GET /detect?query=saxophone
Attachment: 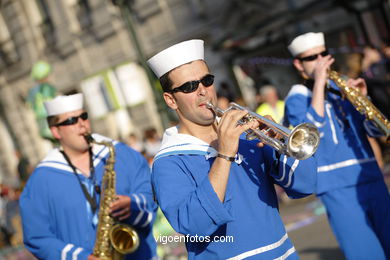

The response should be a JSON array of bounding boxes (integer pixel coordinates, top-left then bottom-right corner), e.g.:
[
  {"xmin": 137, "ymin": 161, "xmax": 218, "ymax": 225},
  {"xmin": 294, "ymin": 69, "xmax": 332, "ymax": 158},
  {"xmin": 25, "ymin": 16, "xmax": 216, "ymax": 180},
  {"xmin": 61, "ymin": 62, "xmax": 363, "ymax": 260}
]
[
  {"xmin": 329, "ymin": 70, "xmax": 390, "ymax": 143},
  {"xmin": 85, "ymin": 134, "xmax": 140, "ymax": 260}
]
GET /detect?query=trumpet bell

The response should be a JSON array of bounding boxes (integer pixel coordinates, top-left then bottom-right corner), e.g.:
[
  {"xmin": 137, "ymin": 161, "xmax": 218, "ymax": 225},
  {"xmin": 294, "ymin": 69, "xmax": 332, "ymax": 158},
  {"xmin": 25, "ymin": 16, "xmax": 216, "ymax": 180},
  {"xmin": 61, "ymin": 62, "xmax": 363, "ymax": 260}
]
[{"xmin": 287, "ymin": 123, "xmax": 320, "ymax": 160}]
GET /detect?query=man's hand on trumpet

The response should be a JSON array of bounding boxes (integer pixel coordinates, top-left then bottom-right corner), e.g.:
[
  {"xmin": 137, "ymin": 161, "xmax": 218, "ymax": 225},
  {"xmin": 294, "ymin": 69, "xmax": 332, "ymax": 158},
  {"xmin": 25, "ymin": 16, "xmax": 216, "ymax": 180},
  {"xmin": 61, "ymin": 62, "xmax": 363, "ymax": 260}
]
[
  {"xmin": 216, "ymin": 109, "xmax": 259, "ymax": 157},
  {"xmin": 255, "ymin": 115, "xmax": 281, "ymax": 148}
]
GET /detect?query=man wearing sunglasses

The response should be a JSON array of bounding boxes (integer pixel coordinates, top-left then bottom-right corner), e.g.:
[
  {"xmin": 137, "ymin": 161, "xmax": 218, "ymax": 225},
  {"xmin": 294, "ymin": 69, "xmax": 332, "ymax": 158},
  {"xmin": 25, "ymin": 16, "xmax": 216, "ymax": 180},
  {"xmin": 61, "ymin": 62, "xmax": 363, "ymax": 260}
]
[
  {"xmin": 147, "ymin": 39, "xmax": 318, "ymax": 259},
  {"xmin": 20, "ymin": 93, "xmax": 157, "ymax": 260},
  {"xmin": 284, "ymin": 32, "xmax": 390, "ymax": 259}
]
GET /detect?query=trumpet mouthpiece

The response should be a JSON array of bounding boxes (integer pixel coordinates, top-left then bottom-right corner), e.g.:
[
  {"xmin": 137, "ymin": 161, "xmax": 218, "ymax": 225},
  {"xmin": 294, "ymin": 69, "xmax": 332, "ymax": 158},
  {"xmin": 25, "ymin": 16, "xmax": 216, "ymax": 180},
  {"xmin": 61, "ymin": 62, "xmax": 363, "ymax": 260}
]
[{"xmin": 206, "ymin": 102, "xmax": 214, "ymax": 109}]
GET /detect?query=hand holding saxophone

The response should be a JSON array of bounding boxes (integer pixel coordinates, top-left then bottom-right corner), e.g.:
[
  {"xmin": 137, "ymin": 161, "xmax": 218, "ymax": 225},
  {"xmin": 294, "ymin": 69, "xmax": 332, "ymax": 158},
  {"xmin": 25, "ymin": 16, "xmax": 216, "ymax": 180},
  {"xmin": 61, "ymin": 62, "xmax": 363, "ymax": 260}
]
[{"xmin": 110, "ymin": 195, "xmax": 131, "ymax": 221}]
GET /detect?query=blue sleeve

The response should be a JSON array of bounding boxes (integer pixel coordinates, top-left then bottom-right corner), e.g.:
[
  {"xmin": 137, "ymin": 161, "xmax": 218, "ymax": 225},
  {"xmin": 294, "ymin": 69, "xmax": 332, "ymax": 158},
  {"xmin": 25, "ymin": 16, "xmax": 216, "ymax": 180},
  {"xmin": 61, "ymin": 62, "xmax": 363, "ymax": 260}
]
[
  {"xmin": 152, "ymin": 157, "xmax": 234, "ymax": 237},
  {"xmin": 263, "ymin": 146, "xmax": 317, "ymax": 198},
  {"xmin": 20, "ymin": 171, "xmax": 91, "ymax": 260},
  {"xmin": 345, "ymin": 100, "xmax": 384, "ymax": 137},
  {"xmin": 284, "ymin": 93, "xmax": 326, "ymax": 129},
  {"xmin": 363, "ymin": 119, "xmax": 385, "ymax": 137},
  {"xmin": 116, "ymin": 144, "xmax": 157, "ymax": 230}
]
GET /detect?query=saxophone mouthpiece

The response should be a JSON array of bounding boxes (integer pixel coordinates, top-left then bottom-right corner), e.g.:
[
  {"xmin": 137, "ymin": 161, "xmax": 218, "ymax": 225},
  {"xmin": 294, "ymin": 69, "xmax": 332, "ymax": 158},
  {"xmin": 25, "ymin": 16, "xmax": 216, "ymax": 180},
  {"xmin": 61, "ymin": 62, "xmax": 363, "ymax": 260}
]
[{"xmin": 83, "ymin": 133, "xmax": 94, "ymax": 144}]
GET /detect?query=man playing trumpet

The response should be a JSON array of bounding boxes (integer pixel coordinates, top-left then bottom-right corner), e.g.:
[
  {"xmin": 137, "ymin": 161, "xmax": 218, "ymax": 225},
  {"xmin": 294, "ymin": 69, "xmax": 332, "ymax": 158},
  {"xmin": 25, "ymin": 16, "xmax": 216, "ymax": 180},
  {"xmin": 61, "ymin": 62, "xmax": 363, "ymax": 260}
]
[
  {"xmin": 148, "ymin": 39, "xmax": 318, "ymax": 259},
  {"xmin": 284, "ymin": 32, "xmax": 390, "ymax": 259}
]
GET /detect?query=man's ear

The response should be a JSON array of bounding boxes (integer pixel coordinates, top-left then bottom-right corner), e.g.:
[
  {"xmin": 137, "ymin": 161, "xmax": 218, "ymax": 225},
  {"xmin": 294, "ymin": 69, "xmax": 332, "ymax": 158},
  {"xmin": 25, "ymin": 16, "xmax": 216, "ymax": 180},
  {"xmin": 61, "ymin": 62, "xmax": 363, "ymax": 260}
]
[
  {"xmin": 50, "ymin": 126, "xmax": 61, "ymax": 140},
  {"xmin": 293, "ymin": 58, "xmax": 309, "ymax": 79},
  {"xmin": 163, "ymin": 92, "xmax": 178, "ymax": 110},
  {"xmin": 293, "ymin": 58, "xmax": 303, "ymax": 72}
]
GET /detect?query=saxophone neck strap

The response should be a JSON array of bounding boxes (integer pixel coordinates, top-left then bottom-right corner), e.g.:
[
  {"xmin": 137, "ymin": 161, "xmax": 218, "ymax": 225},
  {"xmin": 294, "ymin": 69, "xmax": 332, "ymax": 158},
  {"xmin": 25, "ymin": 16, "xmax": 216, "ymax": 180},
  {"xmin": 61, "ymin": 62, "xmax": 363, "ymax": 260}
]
[
  {"xmin": 326, "ymin": 85, "xmax": 343, "ymax": 97},
  {"xmin": 60, "ymin": 148, "xmax": 98, "ymax": 213}
]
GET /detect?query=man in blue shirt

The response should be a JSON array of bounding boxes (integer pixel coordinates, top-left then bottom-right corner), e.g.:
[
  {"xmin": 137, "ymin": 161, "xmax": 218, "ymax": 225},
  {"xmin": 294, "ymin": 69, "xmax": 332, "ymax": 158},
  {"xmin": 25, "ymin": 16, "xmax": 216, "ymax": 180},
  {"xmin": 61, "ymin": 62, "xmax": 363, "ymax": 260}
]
[
  {"xmin": 147, "ymin": 39, "xmax": 318, "ymax": 259},
  {"xmin": 284, "ymin": 32, "xmax": 390, "ymax": 259},
  {"xmin": 20, "ymin": 93, "xmax": 157, "ymax": 260}
]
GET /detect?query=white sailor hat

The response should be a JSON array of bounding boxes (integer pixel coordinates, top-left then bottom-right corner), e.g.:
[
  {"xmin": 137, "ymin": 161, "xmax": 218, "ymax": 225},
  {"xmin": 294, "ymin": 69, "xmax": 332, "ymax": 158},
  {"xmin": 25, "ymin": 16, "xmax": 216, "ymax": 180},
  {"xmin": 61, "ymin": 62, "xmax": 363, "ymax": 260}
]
[
  {"xmin": 44, "ymin": 93, "xmax": 84, "ymax": 116},
  {"xmin": 147, "ymin": 39, "xmax": 204, "ymax": 78},
  {"xmin": 288, "ymin": 32, "xmax": 325, "ymax": 57}
]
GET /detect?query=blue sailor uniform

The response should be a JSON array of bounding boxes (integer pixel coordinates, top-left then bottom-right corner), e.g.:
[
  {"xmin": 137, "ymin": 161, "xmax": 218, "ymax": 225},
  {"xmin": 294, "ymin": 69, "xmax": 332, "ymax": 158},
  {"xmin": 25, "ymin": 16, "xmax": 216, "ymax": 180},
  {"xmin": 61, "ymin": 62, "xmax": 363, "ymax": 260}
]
[
  {"xmin": 284, "ymin": 82, "xmax": 390, "ymax": 259},
  {"xmin": 152, "ymin": 126, "xmax": 317, "ymax": 259},
  {"xmin": 20, "ymin": 134, "xmax": 157, "ymax": 260}
]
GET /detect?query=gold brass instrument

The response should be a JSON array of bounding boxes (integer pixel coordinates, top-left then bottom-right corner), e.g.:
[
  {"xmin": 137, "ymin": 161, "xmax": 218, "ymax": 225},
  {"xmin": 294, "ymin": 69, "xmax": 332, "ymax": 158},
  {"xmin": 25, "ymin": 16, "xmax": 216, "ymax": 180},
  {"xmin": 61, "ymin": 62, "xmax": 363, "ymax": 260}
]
[
  {"xmin": 206, "ymin": 102, "xmax": 320, "ymax": 160},
  {"xmin": 84, "ymin": 134, "xmax": 140, "ymax": 260},
  {"xmin": 329, "ymin": 70, "xmax": 390, "ymax": 143}
]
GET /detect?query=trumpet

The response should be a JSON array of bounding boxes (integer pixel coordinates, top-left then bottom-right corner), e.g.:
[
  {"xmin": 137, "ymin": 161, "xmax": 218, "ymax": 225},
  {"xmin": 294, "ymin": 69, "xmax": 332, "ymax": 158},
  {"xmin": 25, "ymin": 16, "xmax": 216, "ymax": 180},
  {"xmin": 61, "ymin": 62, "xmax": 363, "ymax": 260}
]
[{"xmin": 206, "ymin": 102, "xmax": 320, "ymax": 160}]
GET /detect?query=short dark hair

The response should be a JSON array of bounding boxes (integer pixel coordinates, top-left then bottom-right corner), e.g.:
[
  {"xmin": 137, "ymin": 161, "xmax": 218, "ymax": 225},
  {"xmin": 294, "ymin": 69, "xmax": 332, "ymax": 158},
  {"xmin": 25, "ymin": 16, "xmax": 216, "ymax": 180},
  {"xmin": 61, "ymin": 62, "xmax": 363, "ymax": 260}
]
[
  {"xmin": 158, "ymin": 60, "xmax": 210, "ymax": 92},
  {"xmin": 47, "ymin": 115, "xmax": 59, "ymax": 127},
  {"xmin": 159, "ymin": 71, "xmax": 173, "ymax": 92}
]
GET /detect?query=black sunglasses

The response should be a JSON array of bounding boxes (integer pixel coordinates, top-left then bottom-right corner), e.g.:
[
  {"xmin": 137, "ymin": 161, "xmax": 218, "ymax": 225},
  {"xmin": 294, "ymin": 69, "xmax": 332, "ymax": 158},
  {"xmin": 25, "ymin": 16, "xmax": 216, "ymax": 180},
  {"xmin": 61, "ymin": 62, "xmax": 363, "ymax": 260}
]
[
  {"xmin": 56, "ymin": 112, "xmax": 88, "ymax": 126},
  {"xmin": 169, "ymin": 74, "xmax": 215, "ymax": 94},
  {"xmin": 298, "ymin": 50, "xmax": 329, "ymax": 62}
]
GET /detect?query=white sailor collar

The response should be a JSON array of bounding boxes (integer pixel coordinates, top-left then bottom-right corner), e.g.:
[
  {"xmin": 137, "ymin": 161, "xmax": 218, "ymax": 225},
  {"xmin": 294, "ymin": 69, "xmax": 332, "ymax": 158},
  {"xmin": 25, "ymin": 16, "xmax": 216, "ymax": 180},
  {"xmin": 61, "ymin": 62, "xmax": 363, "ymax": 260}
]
[
  {"xmin": 37, "ymin": 133, "xmax": 118, "ymax": 174},
  {"xmin": 154, "ymin": 126, "xmax": 243, "ymax": 164}
]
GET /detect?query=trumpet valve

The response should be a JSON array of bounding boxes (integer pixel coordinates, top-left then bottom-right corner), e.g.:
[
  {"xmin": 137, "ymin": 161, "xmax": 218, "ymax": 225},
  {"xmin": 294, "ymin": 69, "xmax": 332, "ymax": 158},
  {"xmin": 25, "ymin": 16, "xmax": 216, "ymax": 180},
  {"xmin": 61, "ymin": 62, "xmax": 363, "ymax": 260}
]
[{"xmin": 245, "ymin": 132, "xmax": 258, "ymax": 141}]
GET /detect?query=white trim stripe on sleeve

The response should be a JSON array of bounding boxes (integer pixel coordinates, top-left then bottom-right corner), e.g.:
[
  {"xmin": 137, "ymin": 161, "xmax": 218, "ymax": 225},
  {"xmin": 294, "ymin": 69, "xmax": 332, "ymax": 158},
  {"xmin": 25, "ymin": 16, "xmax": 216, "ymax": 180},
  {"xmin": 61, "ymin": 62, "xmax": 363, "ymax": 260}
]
[
  {"xmin": 140, "ymin": 194, "xmax": 153, "ymax": 228},
  {"xmin": 284, "ymin": 159, "xmax": 299, "ymax": 188},
  {"xmin": 61, "ymin": 244, "xmax": 74, "ymax": 260},
  {"xmin": 132, "ymin": 194, "xmax": 144, "ymax": 226},
  {"xmin": 306, "ymin": 113, "xmax": 326, "ymax": 128},
  {"xmin": 142, "ymin": 211, "xmax": 153, "ymax": 228},
  {"xmin": 325, "ymin": 104, "xmax": 338, "ymax": 144},
  {"xmin": 227, "ymin": 233, "xmax": 289, "ymax": 260},
  {"xmin": 72, "ymin": 247, "xmax": 83, "ymax": 260},
  {"xmin": 275, "ymin": 155, "xmax": 288, "ymax": 182}
]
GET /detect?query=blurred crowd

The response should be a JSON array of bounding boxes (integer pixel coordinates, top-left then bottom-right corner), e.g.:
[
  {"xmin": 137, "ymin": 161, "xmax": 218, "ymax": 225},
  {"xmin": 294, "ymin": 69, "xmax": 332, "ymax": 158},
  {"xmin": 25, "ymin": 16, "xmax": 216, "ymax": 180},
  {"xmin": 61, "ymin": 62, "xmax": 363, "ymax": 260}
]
[
  {"xmin": 0, "ymin": 184, "xmax": 22, "ymax": 248},
  {"xmin": 0, "ymin": 150, "xmax": 33, "ymax": 251},
  {"xmin": 125, "ymin": 127, "xmax": 162, "ymax": 167}
]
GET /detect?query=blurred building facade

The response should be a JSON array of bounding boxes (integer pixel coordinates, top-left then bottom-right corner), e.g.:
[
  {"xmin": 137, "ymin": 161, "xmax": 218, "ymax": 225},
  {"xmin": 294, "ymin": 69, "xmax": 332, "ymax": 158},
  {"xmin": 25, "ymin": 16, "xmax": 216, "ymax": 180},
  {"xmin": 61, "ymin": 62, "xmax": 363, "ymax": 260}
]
[{"xmin": 0, "ymin": 0, "xmax": 228, "ymax": 183}]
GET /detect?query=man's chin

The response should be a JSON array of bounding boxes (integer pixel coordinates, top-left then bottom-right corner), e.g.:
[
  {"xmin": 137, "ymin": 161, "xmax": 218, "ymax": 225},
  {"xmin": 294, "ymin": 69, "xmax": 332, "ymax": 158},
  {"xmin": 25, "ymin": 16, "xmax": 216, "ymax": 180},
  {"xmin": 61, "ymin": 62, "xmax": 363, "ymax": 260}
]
[
  {"xmin": 198, "ymin": 117, "xmax": 215, "ymax": 126},
  {"xmin": 78, "ymin": 141, "xmax": 90, "ymax": 152}
]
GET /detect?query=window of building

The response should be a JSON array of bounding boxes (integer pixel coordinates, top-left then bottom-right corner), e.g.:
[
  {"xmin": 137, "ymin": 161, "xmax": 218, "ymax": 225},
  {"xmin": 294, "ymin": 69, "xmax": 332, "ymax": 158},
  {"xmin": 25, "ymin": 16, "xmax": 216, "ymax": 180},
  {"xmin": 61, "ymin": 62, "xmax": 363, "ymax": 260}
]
[
  {"xmin": 35, "ymin": 0, "xmax": 56, "ymax": 46},
  {"xmin": 0, "ymin": 14, "xmax": 18, "ymax": 70},
  {"xmin": 76, "ymin": 0, "xmax": 93, "ymax": 30}
]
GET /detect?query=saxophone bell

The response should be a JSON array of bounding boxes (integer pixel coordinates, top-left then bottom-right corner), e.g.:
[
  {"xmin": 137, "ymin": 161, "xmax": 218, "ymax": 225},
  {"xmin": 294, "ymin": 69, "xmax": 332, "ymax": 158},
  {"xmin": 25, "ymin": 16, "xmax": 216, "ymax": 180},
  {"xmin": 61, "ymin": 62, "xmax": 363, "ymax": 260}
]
[{"xmin": 110, "ymin": 224, "xmax": 140, "ymax": 255}]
